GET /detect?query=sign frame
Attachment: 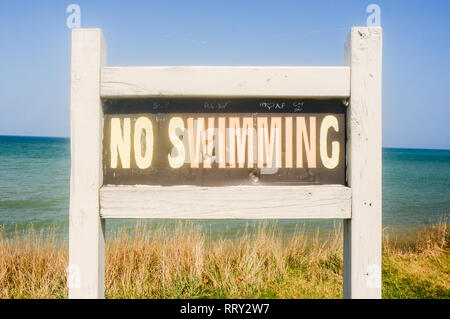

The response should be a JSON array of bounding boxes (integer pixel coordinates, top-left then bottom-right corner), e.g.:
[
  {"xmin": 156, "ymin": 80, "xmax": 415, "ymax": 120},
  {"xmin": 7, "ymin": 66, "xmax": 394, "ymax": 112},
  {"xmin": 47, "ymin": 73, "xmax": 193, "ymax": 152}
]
[{"xmin": 68, "ymin": 27, "xmax": 382, "ymax": 299}]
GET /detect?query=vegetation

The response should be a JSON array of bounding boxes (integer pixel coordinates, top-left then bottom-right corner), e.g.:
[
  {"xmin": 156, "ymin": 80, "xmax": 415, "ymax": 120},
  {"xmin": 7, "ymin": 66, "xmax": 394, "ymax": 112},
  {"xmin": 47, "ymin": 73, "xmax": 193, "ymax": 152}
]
[{"xmin": 0, "ymin": 222, "xmax": 448, "ymax": 299}]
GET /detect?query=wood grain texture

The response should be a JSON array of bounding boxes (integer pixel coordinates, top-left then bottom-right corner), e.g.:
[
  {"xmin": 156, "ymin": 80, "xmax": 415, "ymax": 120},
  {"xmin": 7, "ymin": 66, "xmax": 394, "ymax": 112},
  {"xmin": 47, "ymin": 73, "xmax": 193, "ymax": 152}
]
[
  {"xmin": 99, "ymin": 185, "xmax": 352, "ymax": 219},
  {"xmin": 68, "ymin": 28, "xmax": 106, "ymax": 299},
  {"xmin": 100, "ymin": 66, "xmax": 350, "ymax": 98},
  {"xmin": 343, "ymin": 27, "xmax": 382, "ymax": 299}
]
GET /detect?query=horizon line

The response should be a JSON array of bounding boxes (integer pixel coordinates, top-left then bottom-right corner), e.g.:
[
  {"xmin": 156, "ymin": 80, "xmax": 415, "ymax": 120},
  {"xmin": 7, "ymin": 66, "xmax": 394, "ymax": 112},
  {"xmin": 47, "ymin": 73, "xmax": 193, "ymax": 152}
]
[
  {"xmin": 2, "ymin": 134, "xmax": 449, "ymax": 152},
  {"xmin": 1, "ymin": 134, "xmax": 449, "ymax": 152}
]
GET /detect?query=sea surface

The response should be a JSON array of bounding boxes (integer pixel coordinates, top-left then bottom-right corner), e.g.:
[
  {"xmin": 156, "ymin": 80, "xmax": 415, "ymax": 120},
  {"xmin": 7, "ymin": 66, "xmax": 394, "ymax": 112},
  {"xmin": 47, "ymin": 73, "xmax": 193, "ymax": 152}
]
[{"xmin": 0, "ymin": 135, "xmax": 449, "ymax": 240}]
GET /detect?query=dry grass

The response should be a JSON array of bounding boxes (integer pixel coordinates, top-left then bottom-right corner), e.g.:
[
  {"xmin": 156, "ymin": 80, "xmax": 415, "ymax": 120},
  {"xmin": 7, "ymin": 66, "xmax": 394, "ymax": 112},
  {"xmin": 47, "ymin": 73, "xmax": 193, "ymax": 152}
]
[
  {"xmin": 0, "ymin": 228, "xmax": 67, "ymax": 298},
  {"xmin": 0, "ymin": 222, "xmax": 448, "ymax": 299}
]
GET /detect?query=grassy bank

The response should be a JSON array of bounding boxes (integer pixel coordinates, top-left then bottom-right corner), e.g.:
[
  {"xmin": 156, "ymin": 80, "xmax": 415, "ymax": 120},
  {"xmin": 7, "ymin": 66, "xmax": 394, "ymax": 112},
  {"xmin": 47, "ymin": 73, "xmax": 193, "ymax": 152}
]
[{"xmin": 0, "ymin": 222, "xmax": 448, "ymax": 299}]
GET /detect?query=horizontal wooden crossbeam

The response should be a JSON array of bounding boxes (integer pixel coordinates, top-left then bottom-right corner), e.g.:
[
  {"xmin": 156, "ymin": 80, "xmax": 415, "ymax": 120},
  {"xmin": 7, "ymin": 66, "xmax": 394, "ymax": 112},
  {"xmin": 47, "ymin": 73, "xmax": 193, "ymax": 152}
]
[
  {"xmin": 100, "ymin": 185, "xmax": 351, "ymax": 219},
  {"xmin": 101, "ymin": 66, "xmax": 350, "ymax": 98}
]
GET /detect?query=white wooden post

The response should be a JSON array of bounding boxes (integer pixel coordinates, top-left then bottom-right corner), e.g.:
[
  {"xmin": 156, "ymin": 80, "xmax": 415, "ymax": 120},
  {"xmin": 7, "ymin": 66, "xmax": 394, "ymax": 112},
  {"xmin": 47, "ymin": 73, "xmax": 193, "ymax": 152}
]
[
  {"xmin": 344, "ymin": 27, "xmax": 382, "ymax": 299},
  {"xmin": 69, "ymin": 28, "xmax": 106, "ymax": 299}
]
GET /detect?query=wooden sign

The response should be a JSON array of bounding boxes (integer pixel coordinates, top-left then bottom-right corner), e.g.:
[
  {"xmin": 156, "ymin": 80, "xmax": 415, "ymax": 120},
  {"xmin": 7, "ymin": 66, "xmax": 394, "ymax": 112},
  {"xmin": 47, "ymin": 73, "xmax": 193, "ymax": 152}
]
[
  {"xmin": 69, "ymin": 27, "xmax": 382, "ymax": 300},
  {"xmin": 102, "ymin": 98, "xmax": 346, "ymax": 186}
]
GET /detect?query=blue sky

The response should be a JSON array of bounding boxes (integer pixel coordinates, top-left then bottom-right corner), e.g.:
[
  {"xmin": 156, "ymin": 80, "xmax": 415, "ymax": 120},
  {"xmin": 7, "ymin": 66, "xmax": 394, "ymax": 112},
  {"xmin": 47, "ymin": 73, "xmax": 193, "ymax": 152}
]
[{"xmin": 0, "ymin": 0, "xmax": 449, "ymax": 149}]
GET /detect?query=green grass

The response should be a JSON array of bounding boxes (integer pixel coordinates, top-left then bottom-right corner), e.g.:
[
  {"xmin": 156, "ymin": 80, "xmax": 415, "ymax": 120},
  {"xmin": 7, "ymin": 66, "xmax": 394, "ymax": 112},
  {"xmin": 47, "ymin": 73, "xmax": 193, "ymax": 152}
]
[
  {"xmin": 0, "ymin": 222, "xmax": 448, "ymax": 299},
  {"xmin": 382, "ymin": 252, "xmax": 449, "ymax": 298}
]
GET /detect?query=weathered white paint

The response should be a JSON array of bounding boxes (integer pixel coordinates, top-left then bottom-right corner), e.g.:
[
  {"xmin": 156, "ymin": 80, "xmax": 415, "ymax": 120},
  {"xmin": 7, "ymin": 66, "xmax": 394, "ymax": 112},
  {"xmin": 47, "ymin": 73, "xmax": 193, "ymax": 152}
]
[
  {"xmin": 100, "ymin": 185, "xmax": 351, "ymax": 219},
  {"xmin": 100, "ymin": 66, "xmax": 350, "ymax": 98},
  {"xmin": 69, "ymin": 28, "xmax": 106, "ymax": 299},
  {"xmin": 343, "ymin": 27, "xmax": 383, "ymax": 299}
]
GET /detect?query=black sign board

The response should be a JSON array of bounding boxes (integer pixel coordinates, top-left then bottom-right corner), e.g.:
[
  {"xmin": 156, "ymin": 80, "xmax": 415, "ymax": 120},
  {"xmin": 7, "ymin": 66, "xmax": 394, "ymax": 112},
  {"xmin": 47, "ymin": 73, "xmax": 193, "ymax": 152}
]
[{"xmin": 102, "ymin": 98, "xmax": 346, "ymax": 186}]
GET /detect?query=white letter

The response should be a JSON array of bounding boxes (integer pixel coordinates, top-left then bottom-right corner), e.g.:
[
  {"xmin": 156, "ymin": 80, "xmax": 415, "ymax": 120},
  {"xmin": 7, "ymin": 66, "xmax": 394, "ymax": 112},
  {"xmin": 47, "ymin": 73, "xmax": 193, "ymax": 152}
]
[
  {"xmin": 134, "ymin": 117, "xmax": 153, "ymax": 169},
  {"xmin": 257, "ymin": 117, "xmax": 282, "ymax": 169},
  {"xmin": 296, "ymin": 116, "xmax": 316, "ymax": 168},
  {"xmin": 229, "ymin": 117, "xmax": 253, "ymax": 168},
  {"xmin": 320, "ymin": 115, "xmax": 340, "ymax": 169},
  {"xmin": 187, "ymin": 118, "xmax": 207, "ymax": 168},
  {"xmin": 168, "ymin": 117, "xmax": 186, "ymax": 168},
  {"xmin": 110, "ymin": 118, "xmax": 131, "ymax": 168}
]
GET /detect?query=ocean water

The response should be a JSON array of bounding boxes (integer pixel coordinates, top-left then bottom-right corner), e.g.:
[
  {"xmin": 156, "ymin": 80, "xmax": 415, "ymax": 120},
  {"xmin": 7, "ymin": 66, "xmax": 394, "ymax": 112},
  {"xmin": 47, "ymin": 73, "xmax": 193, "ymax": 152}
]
[{"xmin": 0, "ymin": 135, "xmax": 449, "ymax": 239}]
